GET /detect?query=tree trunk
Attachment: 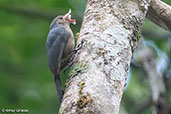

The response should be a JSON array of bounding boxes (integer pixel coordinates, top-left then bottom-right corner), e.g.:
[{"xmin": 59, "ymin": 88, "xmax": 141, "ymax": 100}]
[{"xmin": 59, "ymin": 0, "xmax": 150, "ymax": 113}]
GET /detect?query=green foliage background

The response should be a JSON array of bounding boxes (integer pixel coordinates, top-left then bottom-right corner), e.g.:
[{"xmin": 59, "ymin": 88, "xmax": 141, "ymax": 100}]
[{"xmin": 0, "ymin": 0, "xmax": 170, "ymax": 114}]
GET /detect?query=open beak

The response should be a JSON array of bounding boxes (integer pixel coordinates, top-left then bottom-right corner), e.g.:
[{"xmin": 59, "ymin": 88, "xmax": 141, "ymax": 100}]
[{"xmin": 63, "ymin": 9, "xmax": 76, "ymax": 25}]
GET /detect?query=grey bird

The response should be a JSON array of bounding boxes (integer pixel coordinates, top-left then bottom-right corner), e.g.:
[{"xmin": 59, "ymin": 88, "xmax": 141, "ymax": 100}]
[{"xmin": 46, "ymin": 9, "xmax": 76, "ymax": 102}]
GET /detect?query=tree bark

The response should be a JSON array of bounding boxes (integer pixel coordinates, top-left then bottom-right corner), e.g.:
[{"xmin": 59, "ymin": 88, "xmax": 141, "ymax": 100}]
[
  {"xmin": 146, "ymin": 0, "xmax": 171, "ymax": 31},
  {"xmin": 59, "ymin": 0, "xmax": 150, "ymax": 114}
]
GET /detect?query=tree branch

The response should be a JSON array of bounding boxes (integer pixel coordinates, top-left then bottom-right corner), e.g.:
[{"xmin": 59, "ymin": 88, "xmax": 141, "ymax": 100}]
[
  {"xmin": 136, "ymin": 42, "xmax": 171, "ymax": 114},
  {"xmin": 137, "ymin": 43, "xmax": 166, "ymax": 102},
  {"xmin": 146, "ymin": 0, "xmax": 171, "ymax": 31},
  {"xmin": 59, "ymin": 0, "xmax": 150, "ymax": 113}
]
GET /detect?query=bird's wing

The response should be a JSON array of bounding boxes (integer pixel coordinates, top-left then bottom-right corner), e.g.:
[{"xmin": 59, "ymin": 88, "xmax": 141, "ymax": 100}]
[
  {"xmin": 46, "ymin": 26, "xmax": 70, "ymax": 50},
  {"xmin": 46, "ymin": 26, "xmax": 70, "ymax": 71}
]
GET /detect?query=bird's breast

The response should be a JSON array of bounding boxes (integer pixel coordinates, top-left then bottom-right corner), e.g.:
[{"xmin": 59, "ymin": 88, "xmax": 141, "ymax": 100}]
[{"xmin": 60, "ymin": 28, "xmax": 75, "ymax": 70}]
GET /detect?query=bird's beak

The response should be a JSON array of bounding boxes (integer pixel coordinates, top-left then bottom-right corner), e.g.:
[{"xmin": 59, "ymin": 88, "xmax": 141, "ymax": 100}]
[{"xmin": 63, "ymin": 9, "xmax": 76, "ymax": 25}]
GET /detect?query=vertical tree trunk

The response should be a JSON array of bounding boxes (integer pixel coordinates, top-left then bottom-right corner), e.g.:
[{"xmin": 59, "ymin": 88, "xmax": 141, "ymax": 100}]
[{"xmin": 59, "ymin": 0, "xmax": 150, "ymax": 113}]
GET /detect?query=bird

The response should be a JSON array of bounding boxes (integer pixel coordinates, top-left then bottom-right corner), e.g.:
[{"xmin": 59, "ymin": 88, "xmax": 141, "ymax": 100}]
[{"xmin": 46, "ymin": 9, "xmax": 76, "ymax": 102}]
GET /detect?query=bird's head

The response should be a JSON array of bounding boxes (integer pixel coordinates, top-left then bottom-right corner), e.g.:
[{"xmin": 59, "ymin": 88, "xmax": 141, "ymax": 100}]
[
  {"xmin": 50, "ymin": 9, "xmax": 76, "ymax": 29},
  {"xmin": 62, "ymin": 9, "xmax": 76, "ymax": 25}
]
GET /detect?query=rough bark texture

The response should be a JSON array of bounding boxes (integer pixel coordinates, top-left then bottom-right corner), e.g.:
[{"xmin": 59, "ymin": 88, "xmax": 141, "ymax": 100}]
[
  {"xmin": 146, "ymin": 0, "xmax": 171, "ymax": 31},
  {"xmin": 59, "ymin": 0, "xmax": 150, "ymax": 114}
]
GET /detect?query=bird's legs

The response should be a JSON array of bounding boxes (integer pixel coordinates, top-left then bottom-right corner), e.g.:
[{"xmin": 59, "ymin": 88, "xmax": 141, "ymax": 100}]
[{"xmin": 63, "ymin": 39, "xmax": 85, "ymax": 73}]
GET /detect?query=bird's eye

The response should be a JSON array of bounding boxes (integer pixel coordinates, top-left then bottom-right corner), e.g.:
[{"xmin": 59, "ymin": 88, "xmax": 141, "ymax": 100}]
[{"xmin": 59, "ymin": 17, "xmax": 63, "ymax": 19}]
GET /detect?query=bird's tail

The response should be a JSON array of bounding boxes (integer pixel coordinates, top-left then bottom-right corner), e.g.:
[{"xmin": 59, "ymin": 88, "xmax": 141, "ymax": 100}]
[{"xmin": 53, "ymin": 71, "xmax": 64, "ymax": 102}]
